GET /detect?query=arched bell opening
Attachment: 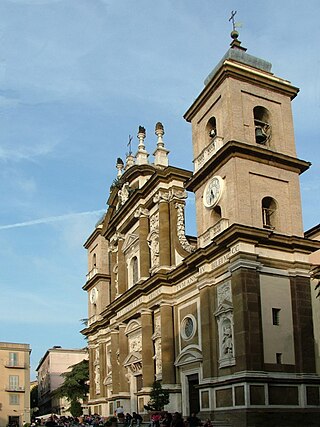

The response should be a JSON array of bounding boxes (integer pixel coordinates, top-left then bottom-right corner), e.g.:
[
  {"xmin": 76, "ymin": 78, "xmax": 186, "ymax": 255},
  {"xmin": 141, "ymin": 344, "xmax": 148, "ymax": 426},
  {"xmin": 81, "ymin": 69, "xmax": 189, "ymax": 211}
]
[{"xmin": 254, "ymin": 106, "xmax": 271, "ymax": 145}]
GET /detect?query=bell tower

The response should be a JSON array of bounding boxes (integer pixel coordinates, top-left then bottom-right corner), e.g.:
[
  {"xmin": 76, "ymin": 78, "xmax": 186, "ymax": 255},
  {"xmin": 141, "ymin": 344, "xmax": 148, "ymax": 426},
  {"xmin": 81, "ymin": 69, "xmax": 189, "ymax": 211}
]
[{"xmin": 185, "ymin": 30, "xmax": 310, "ymax": 247}]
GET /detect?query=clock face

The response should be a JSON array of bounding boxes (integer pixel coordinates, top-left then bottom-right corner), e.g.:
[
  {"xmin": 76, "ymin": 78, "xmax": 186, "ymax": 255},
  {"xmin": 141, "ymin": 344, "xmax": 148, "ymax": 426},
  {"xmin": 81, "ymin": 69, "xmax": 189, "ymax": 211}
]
[
  {"xmin": 90, "ymin": 287, "xmax": 98, "ymax": 304},
  {"xmin": 203, "ymin": 176, "xmax": 223, "ymax": 208}
]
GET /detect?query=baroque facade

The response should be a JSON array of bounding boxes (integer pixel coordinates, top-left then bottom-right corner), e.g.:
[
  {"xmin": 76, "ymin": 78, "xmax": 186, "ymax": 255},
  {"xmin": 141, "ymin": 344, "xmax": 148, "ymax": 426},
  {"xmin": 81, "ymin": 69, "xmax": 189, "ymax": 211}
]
[{"xmin": 81, "ymin": 33, "xmax": 320, "ymax": 426}]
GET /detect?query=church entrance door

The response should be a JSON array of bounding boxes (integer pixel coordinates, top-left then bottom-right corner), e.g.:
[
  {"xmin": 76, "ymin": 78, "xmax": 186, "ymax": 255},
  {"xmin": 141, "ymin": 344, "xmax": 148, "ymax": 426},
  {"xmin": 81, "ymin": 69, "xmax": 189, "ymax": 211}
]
[{"xmin": 187, "ymin": 374, "xmax": 200, "ymax": 415}]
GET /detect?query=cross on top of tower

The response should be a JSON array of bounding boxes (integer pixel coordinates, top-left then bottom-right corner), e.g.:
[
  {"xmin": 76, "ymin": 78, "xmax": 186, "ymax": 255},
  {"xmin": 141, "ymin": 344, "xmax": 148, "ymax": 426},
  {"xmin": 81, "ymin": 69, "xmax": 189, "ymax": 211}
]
[{"xmin": 229, "ymin": 10, "xmax": 237, "ymax": 31}]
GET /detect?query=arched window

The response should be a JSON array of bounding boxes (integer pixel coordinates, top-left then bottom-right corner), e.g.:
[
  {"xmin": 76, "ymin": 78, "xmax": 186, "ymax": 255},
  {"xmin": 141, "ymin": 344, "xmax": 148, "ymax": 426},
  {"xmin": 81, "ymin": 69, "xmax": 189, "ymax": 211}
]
[
  {"xmin": 92, "ymin": 253, "xmax": 97, "ymax": 268},
  {"xmin": 206, "ymin": 116, "xmax": 217, "ymax": 143},
  {"xmin": 262, "ymin": 197, "xmax": 277, "ymax": 229},
  {"xmin": 253, "ymin": 106, "xmax": 271, "ymax": 145},
  {"xmin": 131, "ymin": 256, "xmax": 139, "ymax": 285}
]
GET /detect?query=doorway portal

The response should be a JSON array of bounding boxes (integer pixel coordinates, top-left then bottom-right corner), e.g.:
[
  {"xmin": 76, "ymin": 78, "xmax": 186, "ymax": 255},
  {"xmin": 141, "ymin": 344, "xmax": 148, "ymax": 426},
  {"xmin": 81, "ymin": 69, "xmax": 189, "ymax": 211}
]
[{"xmin": 188, "ymin": 374, "xmax": 200, "ymax": 415}]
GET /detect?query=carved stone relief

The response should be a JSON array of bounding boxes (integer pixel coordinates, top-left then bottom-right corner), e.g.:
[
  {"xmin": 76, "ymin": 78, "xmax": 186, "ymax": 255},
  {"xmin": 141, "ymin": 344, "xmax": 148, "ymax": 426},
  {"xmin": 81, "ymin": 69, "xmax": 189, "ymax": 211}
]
[
  {"xmin": 94, "ymin": 347, "xmax": 101, "ymax": 394},
  {"xmin": 117, "ymin": 182, "xmax": 130, "ymax": 209},
  {"xmin": 147, "ymin": 213, "xmax": 160, "ymax": 268},
  {"xmin": 152, "ymin": 315, "xmax": 162, "ymax": 378}
]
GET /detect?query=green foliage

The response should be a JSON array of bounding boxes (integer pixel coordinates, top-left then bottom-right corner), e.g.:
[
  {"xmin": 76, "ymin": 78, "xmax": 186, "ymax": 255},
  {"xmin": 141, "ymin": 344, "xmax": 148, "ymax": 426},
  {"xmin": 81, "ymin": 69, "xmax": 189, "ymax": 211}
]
[
  {"xmin": 70, "ymin": 400, "xmax": 83, "ymax": 417},
  {"xmin": 144, "ymin": 381, "xmax": 170, "ymax": 411},
  {"xmin": 54, "ymin": 359, "xmax": 89, "ymax": 402}
]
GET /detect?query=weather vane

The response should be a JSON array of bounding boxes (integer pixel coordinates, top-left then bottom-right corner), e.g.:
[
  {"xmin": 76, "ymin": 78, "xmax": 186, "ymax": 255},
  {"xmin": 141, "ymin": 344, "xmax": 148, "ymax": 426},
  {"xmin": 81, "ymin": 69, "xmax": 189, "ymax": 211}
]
[
  {"xmin": 229, "ymin": 10, "xmax": 237, "ymax": 31},
  {"xmin": 127, "ymin": 134, "xmax": 133, "ymax": 155}
]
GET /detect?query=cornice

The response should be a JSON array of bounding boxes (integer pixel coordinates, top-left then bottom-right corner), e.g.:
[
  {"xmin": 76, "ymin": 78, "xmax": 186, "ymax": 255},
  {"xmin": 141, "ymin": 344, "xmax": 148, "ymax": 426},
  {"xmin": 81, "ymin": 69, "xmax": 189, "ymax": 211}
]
[
  {"xmin": 184, "ymin": 61, "xmax": 299, "ymax": 122},
  {"xmin": 186, "ymin": 140, "xmax": 310, "ymax": 192}
]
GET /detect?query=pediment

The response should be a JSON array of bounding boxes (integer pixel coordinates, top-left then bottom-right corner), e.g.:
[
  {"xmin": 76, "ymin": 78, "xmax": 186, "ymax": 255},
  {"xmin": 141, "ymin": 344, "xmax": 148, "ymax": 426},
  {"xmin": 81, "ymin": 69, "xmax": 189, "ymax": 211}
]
[
  {"xmin": 174, "ymin": 347, "xmax": 203, "ymax": 367},
  {"xmin": 125, "ymin": 319, "xmax": 141, "ymax": 335},
  {"xmin": 215, "ymin": 300, "xmax": 233, "ymax": 316},
  {"xmin": 123, "ymin": 351, "xmax": 142, "ymax": 366},
  {"xmin": 122, "ymin": 233, "xmax": 139, "ymax": 253}
]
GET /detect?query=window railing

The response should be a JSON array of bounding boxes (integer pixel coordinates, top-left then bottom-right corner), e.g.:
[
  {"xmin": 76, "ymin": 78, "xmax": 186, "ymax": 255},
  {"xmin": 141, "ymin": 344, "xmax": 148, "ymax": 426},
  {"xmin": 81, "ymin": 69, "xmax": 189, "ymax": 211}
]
[
  {"xmin": 5, "ymin": 361, "xmax": 26, "ymax": 369},
  {"xmin": 5, "ymin": 385, "xmax": 25, "ymax": 392},
  {"xmin": 199, "ymin": 218, "xmax": 229, "ymax": 248},
  {"xmin": 194, "ymin": 136, "xmax": 224, "ymax": 172},
  {"xmin": 86, "ymin": 267, "xmax": 98, "ymax": 281}
]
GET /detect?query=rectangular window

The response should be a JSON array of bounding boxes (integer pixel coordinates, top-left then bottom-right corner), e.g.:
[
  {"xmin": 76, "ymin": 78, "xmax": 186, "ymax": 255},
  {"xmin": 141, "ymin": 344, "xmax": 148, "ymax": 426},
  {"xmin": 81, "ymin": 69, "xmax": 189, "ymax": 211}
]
[
  {"xmin": 9, "ymin": 375, "xmax": 19, "ymax": 390},
  {"xmin": 9, "ymin": 352, "xmax": 18, "ymax": 367},
  {"xmin": 272, "ymin": 308, "xmax": 280, "ymax": 326},
  {"xmin": 276, "ymin": 353, "xmax": 282, "ymax": 364},
  {"xmin": 9, "ymin": 394, "xmax": 19, "ymax": 405}
]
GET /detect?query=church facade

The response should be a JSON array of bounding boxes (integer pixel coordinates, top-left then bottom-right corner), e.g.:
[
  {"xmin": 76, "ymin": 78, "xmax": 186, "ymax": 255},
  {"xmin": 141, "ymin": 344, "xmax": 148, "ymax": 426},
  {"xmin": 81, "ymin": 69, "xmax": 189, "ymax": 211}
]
[{"xmin": 81, "ymin": 33, "xmax": 320, "ymax": 426}]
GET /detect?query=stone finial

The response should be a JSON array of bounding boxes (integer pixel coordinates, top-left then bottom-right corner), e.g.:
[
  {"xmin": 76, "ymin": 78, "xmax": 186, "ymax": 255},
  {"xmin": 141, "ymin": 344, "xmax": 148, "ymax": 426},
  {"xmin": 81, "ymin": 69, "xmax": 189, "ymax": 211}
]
[
  {"xmin": 116, "ymin": 157, "xmax": 124, "ymax": 178},
  {"xmin": 154, "ymin": 121, "xmax": 169, "ymax": 168},
  {"xmin": 155, "ymin": 122, "xmax": 165, "ymax": 148},
  {"xmin": 136, "ymin": 125, "xmax": 149, "ymax": 165},
  {"xmin": 125, "ymin": 152, "xmax": 135, "ymax": 169}
]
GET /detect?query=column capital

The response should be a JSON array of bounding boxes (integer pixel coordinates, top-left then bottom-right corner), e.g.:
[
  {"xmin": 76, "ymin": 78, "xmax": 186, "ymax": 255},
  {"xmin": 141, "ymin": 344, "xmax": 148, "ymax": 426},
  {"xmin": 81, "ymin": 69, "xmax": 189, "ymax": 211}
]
[{"xmin": 134, "ymin": 207, "xmax": 149, "ymax": 218}]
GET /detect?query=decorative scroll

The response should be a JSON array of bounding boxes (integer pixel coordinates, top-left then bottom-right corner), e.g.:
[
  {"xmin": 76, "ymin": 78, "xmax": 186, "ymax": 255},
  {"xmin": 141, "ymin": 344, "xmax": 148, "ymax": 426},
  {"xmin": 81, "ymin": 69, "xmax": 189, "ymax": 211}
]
[{"xmin": 175, "ymin": 203, "xmax": 195, "ymax": 253}]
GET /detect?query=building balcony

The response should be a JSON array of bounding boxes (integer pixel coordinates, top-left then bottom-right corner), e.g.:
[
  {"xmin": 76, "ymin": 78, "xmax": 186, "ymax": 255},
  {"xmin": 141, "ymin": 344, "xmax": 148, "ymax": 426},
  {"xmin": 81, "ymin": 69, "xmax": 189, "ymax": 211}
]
[
  {"xmin": 198, "ymin": 218, "xmax": 229, "ymax": 248},
  {"xmin": 87, "ymin": 314, "xmax": 102, "ymax": 326},
  {"xmin": 194, "ymin": 136, "xmax": 224, "ymax": 173},
  {"xmin": 5, "ymin": 385, "xmax": 25, "ymax": 392},
  {"xmin": 5, "ymin": 361, "xmax": 27, "ymax": 369},
  {"xmin": 86, "ymin": 267, "xmax": 98, "ymax": 281}
]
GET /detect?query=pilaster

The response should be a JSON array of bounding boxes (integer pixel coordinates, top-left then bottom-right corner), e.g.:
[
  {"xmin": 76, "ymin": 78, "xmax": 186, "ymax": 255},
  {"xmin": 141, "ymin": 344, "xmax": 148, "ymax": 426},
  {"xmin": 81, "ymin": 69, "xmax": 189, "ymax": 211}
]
[
  {"xmin": 111, "ymin": 330, "xmax": 120, "ymax": 394},
  {"xmin": 119, "ymin": 323, "xmax": 130, "ymax": 392},
  {"xmin": 157, "ymin": 193, "xmax": 171, "ymax": 267},
  {"xmin": 117, "ymin": 236, "xmax": 127, "ymax": 294},
  {"xmin": 160, "ymin": 303, "xmax": 175, "ymax": 384},
  {"xmin": 200, "ymin": 285, "xmax": 217, "ymax": 378},
  {"xmin": 141, "ymin": 309, "xmax": 155, "ymax": 387}
]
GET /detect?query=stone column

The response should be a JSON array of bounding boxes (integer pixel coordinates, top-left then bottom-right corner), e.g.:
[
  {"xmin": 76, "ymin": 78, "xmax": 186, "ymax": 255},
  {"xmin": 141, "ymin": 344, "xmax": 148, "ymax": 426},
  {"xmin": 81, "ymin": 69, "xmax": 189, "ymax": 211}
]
[
  {"xmin": 141, "ymin": 309, "xmax": 155, "ymax": 387},
  {"xmin": 119, "ymin": 323, "xmax": 130, "ymax": 392},
  {"xmin": 160, "ymin": 303, "xmax": 175, "ymax": 384},
  {"xmin": 111, "ymin": 329, "xmax": 120, "ymax": 394},
  {"xmin": 117, "ymin": 235, "xmax": 127, "ymax": 294},
  {"xmin": 158, "ymin": 194, "xmax": 171, "ymax": 267}
]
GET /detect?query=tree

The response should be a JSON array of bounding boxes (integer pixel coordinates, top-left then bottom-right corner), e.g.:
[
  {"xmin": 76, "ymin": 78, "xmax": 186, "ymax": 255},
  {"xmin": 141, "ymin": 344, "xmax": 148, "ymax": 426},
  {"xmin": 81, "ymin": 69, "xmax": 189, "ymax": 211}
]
[
  {"xmin": 54, "ymin": 359, "xmax": 89, "ymax": 415},
  {"xmin": 144, "ymin": 381, "xmax": 170, "ymax": 411},
  {"xmin": 70, "ymin": 400, "xmax": 83, "ymax": 417}
]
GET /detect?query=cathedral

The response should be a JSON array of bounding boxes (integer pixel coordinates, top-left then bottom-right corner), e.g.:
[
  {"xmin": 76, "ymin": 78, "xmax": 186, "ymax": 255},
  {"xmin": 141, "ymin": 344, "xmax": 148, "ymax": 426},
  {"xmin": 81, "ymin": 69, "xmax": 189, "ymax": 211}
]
[{"xmin": 81, "ymin": 30, "xmax": 320, "ymax": 427}]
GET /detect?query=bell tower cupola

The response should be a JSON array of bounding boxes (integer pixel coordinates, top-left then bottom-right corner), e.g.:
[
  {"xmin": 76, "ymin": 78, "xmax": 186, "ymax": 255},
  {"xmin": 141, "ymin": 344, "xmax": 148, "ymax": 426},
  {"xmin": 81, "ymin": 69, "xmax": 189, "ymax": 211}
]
[{"xmin": 185, "ymin": 23, "xmax": 310, "ymax": 247}]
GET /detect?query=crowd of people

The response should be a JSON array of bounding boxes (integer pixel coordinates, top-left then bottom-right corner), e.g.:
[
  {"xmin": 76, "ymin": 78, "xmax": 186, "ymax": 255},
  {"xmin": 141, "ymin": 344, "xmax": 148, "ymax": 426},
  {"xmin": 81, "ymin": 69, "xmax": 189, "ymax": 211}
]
[{"xmin": 30, "ymin": 411, "xmax": 212, "ymax": 427}]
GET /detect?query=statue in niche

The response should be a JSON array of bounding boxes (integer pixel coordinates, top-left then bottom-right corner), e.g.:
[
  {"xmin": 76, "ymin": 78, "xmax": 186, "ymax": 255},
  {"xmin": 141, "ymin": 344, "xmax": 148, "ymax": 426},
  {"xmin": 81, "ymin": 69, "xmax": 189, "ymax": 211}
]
[
  {"xmin": 221, "ymin": 320, "xmax": 233, "ymax": 356},
  {"xmin": 94, "ymin": 364, "xmax": 100, "ymax": 394},
  {"xmin": 154, "ymin": 338, "xmax": 162, "ymax": 375}
]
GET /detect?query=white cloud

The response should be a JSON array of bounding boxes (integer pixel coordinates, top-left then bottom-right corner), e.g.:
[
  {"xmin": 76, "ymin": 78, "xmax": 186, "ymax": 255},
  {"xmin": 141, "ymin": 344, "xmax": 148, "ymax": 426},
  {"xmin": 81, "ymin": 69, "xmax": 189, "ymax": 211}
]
[{"xmin": 0, "ymin": 209, "xmax": 105, "ymax": 229}]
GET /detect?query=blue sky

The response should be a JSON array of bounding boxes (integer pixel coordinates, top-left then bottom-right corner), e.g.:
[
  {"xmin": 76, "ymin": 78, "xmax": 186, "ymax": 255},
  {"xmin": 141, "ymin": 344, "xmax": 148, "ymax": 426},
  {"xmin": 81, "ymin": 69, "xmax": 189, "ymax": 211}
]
[{"xmin": 0, "ymin": 0, "xmax": 319, "ymax": 380}]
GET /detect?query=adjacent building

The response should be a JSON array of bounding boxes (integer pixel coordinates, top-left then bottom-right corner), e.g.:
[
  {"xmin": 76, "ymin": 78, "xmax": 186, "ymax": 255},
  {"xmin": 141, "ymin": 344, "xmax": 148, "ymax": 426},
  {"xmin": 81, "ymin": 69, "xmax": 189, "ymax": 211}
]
[
  {"xmin": 36, "ymin": 346, "xmax": 88, "ymax": 416},
  {"xmin": 0, "ymin": 342, "xmax": 31, "ymax": 427},
  {"xmin": 81, "ymin": 32, "xmax": 320, "ymax": 426},
  {"xmin": 306, "ymin": 224, "xmax": 320, "ymax": 374}
]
